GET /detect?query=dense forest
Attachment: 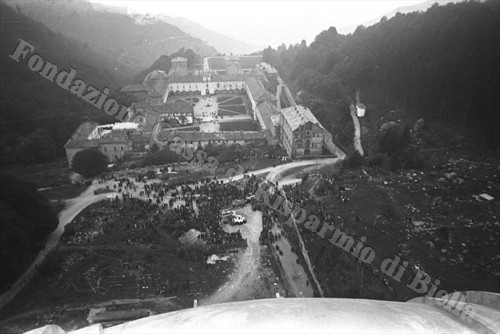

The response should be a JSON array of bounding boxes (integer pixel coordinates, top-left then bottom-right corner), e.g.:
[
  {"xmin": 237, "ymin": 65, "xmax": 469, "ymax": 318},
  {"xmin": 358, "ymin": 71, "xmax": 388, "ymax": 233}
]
[
  {"xmin": 0, "ymin": 173, "xmax": 58, "ymax": 292},
  {"xmin": 0, "ymin": 4, "xmax": 128, "ymax": 164},
  {"xmin": 263, "ymin": 0, "xmax": 500, "ymax": 151}
]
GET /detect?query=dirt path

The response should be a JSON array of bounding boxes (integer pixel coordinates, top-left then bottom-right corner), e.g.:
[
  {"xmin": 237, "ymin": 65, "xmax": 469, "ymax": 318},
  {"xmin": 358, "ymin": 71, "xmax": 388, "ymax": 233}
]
[
  {"xmin": 1, "ymin": 158, "xmax": 338, "ymax": 310},
  {"xmin": 271, "ymin": 223, "xmax": 314, "ymax": 297},
  {"xmin": 200, "ymin": 205, "xmax": 264, "ymax": 305},
  {"xmin": 350, "ymin": 103, "xmax": 364, "ymax": 156},
  {"xmin": 203, "ymin": 158, "xmax": 337, "ymax": 304},
  {"xmin": 267, "ymin": 158, "xmax": 338, "ymax": 183},
  {"xmin": 0, "ymin": 183, "xmax": 108, "ymax": 310}
]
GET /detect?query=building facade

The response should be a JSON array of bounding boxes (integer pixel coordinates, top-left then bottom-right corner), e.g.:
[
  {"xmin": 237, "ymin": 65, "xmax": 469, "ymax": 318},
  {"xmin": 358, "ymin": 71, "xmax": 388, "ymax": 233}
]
[{"xmin": 279, "ymin": 105, "xmax": 325, "ymax": 157}]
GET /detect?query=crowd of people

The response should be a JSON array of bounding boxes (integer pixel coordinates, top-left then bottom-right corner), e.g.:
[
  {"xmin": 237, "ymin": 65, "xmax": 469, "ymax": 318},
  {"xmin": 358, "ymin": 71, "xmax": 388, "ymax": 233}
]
[{"xmin": 94, "ymin": 173, "xmax": 265, "ymax": 248}]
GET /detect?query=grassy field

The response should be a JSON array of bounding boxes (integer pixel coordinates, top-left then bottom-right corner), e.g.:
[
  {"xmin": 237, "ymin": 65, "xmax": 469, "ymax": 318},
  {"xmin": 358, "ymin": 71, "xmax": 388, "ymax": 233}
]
[
  {"xmin": 219, "ymin": 121, "xmax": 259, "ymax": 131},
  {"xmin": 218, "ymin": 97, "xmax": 244, "ymax": 106},
  {"xmin": 218, "ymin": 105, "xmax": 247, "ymax": 114},
  {"xmin": 0, "ymin": 199, "xmax": 237, "ymax": 332}
]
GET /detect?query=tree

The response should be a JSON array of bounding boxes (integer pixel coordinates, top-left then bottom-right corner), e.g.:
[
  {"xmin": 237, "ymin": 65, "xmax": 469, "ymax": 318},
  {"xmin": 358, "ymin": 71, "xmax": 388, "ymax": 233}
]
[
  {"xmin": 16, "ymin": 130, "xmax": 57, "ymax": 163},
  {"xmin": 71, "ymin": 149, "xmax": 108, "ymax": 177},
  {"xmin": 0, "ymin": 174, "xmax": 58, "ymax": 290}
]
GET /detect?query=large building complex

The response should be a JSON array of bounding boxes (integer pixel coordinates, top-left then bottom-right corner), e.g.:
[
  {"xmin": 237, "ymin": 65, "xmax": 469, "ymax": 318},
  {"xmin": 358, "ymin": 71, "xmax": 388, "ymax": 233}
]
[
  {"xmin": 279, "ymin": 105, "xmax": 325, "ymax": 157},
  {"xmin": 65, "ymin": 54, "xmax": 338, "ymax": 167}
]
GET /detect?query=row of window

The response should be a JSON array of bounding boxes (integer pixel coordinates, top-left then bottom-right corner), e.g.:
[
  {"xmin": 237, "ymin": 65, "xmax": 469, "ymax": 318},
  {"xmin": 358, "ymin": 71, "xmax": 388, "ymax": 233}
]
[
  {"xmin": 294, "ymin": 131, "xmax": 321, "ymax": 139},
  {"xmin": 103, "ymin": 146, "xmax": 125, "ymax": 152}
]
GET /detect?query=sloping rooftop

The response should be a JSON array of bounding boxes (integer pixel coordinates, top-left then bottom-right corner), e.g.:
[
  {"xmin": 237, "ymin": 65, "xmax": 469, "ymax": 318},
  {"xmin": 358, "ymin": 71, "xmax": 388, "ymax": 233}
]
[
  {"xmin": 172, "ymin": 57, "xmax": 187, "ymax": 63},
  {"xmin": 143, "ymin": 70, "xmax": 167, "ymax": 85},
  {"xmin": 99, "ymin": 130, "xmax": 130, "ymax": 144},
  {"xmin": 168, "ymin": 75, "xmax": 203, "ymax": 84},
  {"xmin": 64, "ymin": 122, "xmax": 99, "ymax": 148},
  {"xmin": 270, "ymin": 114, "xmax": 280, "ymax": 127},
  {"xmin": 258, "ymin": 62, "xmax": 278, "ymax": 74},
  {"xmin": 64, "ymin": 138, "xmax": 100, "ymax": 149},
  {"xmin": 148, "ymin": 91, "xmax": 164, "ymax": 98},
  {"xmin": 143, "ymin": 109, "xmax": 161, "ymax": 133},
  {"xmin": 239, "ymin": 56, "xmax": 263, "ymax": 69},
  {"xmin": 129, "ymin": 133, "xmax": 150, "ymax": 144},
  {"xmin": 280, "ymin": 105, "xmax": 325, "ymax": 131},
  {"xmin": 155, "ymin": 130, "xmax": 270, "ymax": 143},
  {"xmin": 212, "ymin": 73, "xmax": 245, "ymax": 82},
  {"xmin": 206, "ymin": 57, "xmax": 226, "ymax": 71},
  {"xmin": 245, "ymin": 76, "xmax": 265, "ymax": 100},
  {"xmin": 257, "ymin": 101, "xmax": 279, "ymax": 131},
  {"xmin": 120, "ymin": 84, "xmax": 150, "ymax": 93},
  {"xmin": 226, "ymin": 62, "xmax": 241, "ymax": 75}
]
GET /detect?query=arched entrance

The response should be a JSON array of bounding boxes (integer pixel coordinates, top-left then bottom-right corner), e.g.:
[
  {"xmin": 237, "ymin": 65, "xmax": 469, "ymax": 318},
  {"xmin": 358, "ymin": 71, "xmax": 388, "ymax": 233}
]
[{"xmin": 305, "ymin": 139, "xmax": 311, "ymax": 155}]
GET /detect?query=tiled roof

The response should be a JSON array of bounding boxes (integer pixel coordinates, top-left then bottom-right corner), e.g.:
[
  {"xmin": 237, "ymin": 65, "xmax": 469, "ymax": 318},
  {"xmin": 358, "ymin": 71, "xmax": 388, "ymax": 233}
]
[
  {"xmin": 245, "ymin": 76, "xmax": 265, "ymax": 100},
  {"xmin": 152, "ymin": 78, "xmax": 168, "ymax": 94},
  {"xmin": 212, "ymin": 73, "xmax": 245, "ymax": 82},
  {"xmin": 257, "ymin": 101, "xmax": 279, "ymax": 131},
  {"xmin": 239, "ymin": 56, "xmax": 262, "ymax": 69},
  {"xmin": 168, "ymin": 75, "xmax": 203, "ymax": 84},
  {"xmin": 121, "ymin": 84, "xmax": 150, "ymax": 93},
  {"xmin": 148, "ymin": 91, "xmax": 164, "ymax": 98},
  {"xmin": 155, "ymin": 130, "xmax": 270, "ymax": 143},
  {"xmin": 99, "ymin": 130, "xmax": 130, "ymax": 144},
  {"xmin": 64, "ymin": 139, "xmax": 100, "ymax": 149},
  {"xmin": 245, "ymin": 76, "xmax": 276, "ymax": 103},
  {"xmin": 280, "ymin": 105, "xmax": 325, "ymax": 131},
  {"xmin": 64, "ymin": 122, "xmax": 99, "ymax": 148},
  {"xmin": 207, "ymin": 57, "xmax": 226, "ymax": 71},
  {"xmin": 143, "ymin": 109, "xmax": 161, "ymax": 133},
  {"xmin": 270, "ymin": 114, "xmax": 280, "ymax": 127},
  {"xmin": 129, "ymin": 133, "xmax": 150, "ymax": 144},
  {"xmin": 257, "ymin": 62, "xmax": 278, "ymax": 74},
  {"xmin": 226, "ymin": 61, "xmax": 241, "ymax": 75},
  {"xmin": 172, "ymin": 57, "xmax": 187, "ymax": 63},
  {"xmin": 143, "ymin": 70, "xmax": 167, "ymax": 85}
]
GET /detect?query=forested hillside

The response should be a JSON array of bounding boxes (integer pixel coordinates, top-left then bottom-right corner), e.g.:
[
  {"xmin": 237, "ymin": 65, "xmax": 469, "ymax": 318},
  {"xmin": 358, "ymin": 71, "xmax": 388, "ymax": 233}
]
[
  {"xmin": 0, "ymin": 173, "xmax": 58, "ymax": 292},
  {"xmin": 0, "ymin": 4, "xmax": 127, "ymax": 164},
  {"xmin": 263, "ymin": 0, "xmax": 500, "ymax": 151},
  {"xmin": 4, "ymin": 0, "xmax": 218, "ymax": 73},
  {"xmin": 133, "ymin": 48, "xmax": 204, "ymax": 83}
]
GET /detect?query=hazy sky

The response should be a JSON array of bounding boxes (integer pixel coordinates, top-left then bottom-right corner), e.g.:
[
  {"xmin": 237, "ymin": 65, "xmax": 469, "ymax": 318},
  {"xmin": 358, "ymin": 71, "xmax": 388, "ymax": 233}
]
[{"xmin": 93, "ymin": 1, "xmax": 425, "ymax": 47}]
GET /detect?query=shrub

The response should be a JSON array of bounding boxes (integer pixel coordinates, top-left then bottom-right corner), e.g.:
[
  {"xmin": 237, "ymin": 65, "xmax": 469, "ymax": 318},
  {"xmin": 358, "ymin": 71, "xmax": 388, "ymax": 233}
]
[
  {"xmin": 345, "ymin": 151, "xmax": 366, "ymax": 169},
  {"xmin": 368, "ymin": 153, "xmax": 391, "ymax": 169},
  {"xmin": 72, "ymin": 149, "xmax": 108, "ymax": 177}
]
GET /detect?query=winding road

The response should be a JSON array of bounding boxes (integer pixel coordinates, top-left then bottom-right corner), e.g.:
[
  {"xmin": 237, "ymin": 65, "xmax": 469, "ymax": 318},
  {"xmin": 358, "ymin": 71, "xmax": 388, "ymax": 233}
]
[{"xmin": 0, "ymin": 158, "xmax": 340, "ymax": 311}]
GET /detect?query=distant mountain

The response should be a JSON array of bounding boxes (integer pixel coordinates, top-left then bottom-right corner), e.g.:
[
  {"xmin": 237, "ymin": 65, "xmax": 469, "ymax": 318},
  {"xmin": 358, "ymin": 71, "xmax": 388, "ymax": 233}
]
[
  {"xmin": 341, "ymin": 0, "xmax": 480, "ymax": 33},
  {"xmin": 156, "ymin": 14, "xmax": 262, "ymax": 55},
  {"xmin": 0, "ymin": 3, "xmax": 127, "ymax": 163},
  {"xmin": 89, "ymin": 1, "xmax": 128, "ymax": 15},
  {"xmin": 3, "ymin": 0, "xmax": 218, "ymax": 74}
]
